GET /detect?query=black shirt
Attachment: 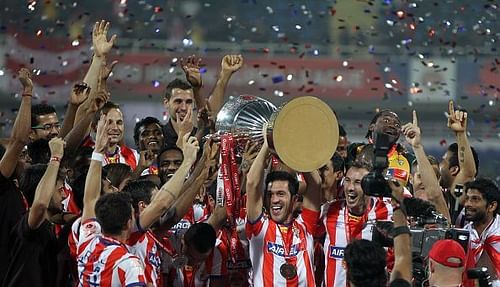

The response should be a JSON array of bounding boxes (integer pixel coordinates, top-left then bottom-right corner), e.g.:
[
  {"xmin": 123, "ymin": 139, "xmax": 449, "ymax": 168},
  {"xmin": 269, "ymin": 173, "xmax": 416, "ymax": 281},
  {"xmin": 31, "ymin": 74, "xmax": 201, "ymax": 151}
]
[
  {"xmin": 0, "ymin": 173, "xmax": 26, "ymax": 285},
  {"xmin": 3, "ymin": 214, "xmax": 58, "ymax": 287},
  {"xmin": 163, "ymin": 119, "xmax": 198, "ymax": 148}
]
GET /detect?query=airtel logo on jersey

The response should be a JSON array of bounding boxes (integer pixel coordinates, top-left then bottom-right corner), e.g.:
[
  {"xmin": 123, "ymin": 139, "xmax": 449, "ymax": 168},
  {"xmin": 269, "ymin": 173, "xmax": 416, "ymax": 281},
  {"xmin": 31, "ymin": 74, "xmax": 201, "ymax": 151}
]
[
  {"xmin": 266, "ymin": 242, "xmax": 301, "ymax": 257},
  {"xmin": 329, "ymin": 246, "xmax": 345, "ymax": 259}
]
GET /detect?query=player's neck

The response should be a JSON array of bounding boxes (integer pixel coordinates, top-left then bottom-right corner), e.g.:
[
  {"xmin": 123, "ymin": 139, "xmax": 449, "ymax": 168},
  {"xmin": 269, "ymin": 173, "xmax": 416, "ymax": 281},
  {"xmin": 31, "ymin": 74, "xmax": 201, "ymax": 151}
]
[
  {"xmin": 473, "ymin": 213, "xmax": 494, "ymax": 236},
  {"xmin": 105, "ymin": 143, "xmax": 119, "ymax": 155},
  {"xmin": 103, "ymin": 232, "xmax": 128, "ymax": 245}
]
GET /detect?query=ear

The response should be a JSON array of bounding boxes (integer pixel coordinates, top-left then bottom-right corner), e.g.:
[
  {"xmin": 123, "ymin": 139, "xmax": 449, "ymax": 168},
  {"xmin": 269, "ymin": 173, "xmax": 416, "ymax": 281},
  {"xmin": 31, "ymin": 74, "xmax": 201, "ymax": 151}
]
[
  {"xmin": 487, "ymin": 201, "xmax": 498, "ymax": 214},
  {"xmin": 450, "ymin": 166, "xmax": 460, "ymax": 177},
  {"xmin": 28, "ymin": 129, "xmax": 36, "ymax": 141},
  {"xmin": 429, "ymin": 260, "xmax": 435, "ymax": 273},
  {"xmin": 334, "ymin": 170, "xmax": 344, "ymax": 180},
  {"xmin": 163, "ymin": 98, "xmax": 170, "ymax": 110}
]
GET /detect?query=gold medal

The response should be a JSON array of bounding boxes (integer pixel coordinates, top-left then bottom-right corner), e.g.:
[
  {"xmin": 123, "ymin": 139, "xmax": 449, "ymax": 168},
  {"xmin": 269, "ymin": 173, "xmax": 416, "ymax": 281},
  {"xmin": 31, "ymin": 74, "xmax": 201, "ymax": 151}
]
[{"xmin": 280, "ymin": 263, "xmax": 297, "ymax": 280}]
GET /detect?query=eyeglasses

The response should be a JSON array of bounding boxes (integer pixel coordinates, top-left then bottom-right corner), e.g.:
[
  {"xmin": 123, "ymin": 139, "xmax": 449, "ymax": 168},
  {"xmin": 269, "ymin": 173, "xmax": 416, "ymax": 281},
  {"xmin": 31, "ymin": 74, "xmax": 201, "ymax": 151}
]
[{"xmin": 32, "ymin": 123, "xmax": 61, "ymax": 131}]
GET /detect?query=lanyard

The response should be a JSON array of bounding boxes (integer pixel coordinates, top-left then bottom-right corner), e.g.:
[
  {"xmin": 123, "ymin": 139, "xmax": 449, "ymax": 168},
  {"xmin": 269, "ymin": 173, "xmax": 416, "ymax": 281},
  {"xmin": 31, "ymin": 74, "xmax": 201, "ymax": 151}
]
[{"xmin": 277, "ymin": 221, "xmax": 296, "ymax": 260}]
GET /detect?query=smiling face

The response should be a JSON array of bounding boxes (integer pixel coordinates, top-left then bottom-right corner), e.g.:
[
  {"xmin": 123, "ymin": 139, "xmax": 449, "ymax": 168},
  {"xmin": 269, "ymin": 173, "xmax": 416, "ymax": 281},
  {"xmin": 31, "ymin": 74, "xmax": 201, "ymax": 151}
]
[
  {"xmin": 105, "ymin": 108, "xmax": 124, "ymax": 146},
  {"xmin": 164, "ymin": 88, "xmax": 194, "ymax": 121},
  {"xmin": 370, "ymin": 111, "xmax": 401, "ymax": 144},
  {"xmin": 343, "ymin": 166, "xmax": 370, "ymax": 215},
  {"xmin": 464, "ymin": 188, "xmax": 490, "ymax": 223},
  {"xmin": 265, "ymin": 180, "xmax": 296, "ymax": 224},
  {"xmin": 31, "ymin": 113, "xmax": 61, "ymax": 141},
  {"xmin": 138, "ymin": 123, "xmax": 164, "ymax": 153},
  {"xmin": 158, "ymin": 149, "xmax": 183, "ymax": 184}
]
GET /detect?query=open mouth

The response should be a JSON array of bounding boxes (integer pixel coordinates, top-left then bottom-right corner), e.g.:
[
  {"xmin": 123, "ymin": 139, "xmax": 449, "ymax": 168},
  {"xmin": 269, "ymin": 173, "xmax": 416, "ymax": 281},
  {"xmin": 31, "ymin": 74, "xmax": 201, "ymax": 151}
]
[
  {"xmin": 147, "ymin": 140, "xmax": 159, "ymax": 146},
  {"xmin": 346, "ymin": 193, "xmax": 359, "ymax": 204},
  {"xmin": 270, "ymin": 205, "xmax": 283, "ymax": 216},
  {"xmin": 383, "ymin": 128, "xmax": 398, "ymax": 136}
]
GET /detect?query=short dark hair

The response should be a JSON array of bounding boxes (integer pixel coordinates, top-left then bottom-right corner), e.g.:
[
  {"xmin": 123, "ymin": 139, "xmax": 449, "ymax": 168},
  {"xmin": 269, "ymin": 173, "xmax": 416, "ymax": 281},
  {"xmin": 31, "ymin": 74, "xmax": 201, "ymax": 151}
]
[
  {"xmin": 122, "ymin": 180, "xmax": 156, "ymax": 211},
  {"xmin": 344, "ymin": 239, "xmax": 387, "ymax": 287},
  {"xmin": 157, "ymin": 145, "xmax": 184, "ymax": 164},
  {"xmin": 365, "ymin": 109, "xmax": 400, "ymax": 139},
  {"xmin": 447, "ymin": 143, "xmax": 479, "ymax": 176},
  {"xmin": 164, "ymin": 79, "xmax": 193, "ymax": 100},
  {"xmin": 102, "ymin": 163, "xmax": 132, "ymax": 188},
  {"xmin": 133, "ymin": 117, "xmax": 163, "ymax": 146},
  {"xmin": 465, "ymin": 178, "xmax": 500, "ymax": 214},
  {"xmin": 31, "ymin": 103, "xmax": 57, "ymax": 126},
  {"xmin": 95, "ymin": 192, "xmax": 133, "ymax": 236},
  {"xmin": 20, "ymin": 163, "xmax": 65, "ymax": 206},
  {"xmin": 265, "ymin": 171, "xmax": 299, "ymax": 196},
  {"xmin": 27, "ymin": 139, "xmax": 51, "ymax": 164},
  {"xmin": 184, "ymin": 223, "xmax": 216, "ymax": 254},
  {"xmin": 332, "ymin": 152, "xmax": 345, "ymax": 172},
  {"xmin": 92, "ymin": 101, "xmax": 121, "ymax": 126}
]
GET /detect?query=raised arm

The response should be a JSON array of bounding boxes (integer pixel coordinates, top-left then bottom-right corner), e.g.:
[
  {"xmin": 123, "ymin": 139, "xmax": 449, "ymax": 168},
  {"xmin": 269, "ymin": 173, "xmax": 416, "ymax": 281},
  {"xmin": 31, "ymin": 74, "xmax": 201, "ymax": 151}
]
[
  {"xmin": 28, "ymin": 137, "xmax": 65, "ymax": 229},
  {"xmin": 59, "ymin": 83, "xmax": 91, "ymax": 138},
  {"xmin": 159, "ymin": 140, "xmax": 219, "ymax": 231},
  {"xmin": 81, "ymin": 115, "xmax": 108, "ymax": 222},
  {"xmin": 246, "ymin": 138, "xmax": 269, "ymax": 222},
  {"xmin": 302, "ymin": 170, "xmax": 322, "ymax": 212},
  {"xmin": 181, "ymin": 55, "xmax": 205, "ymax": 110},
  {"xmin": 207, "ymin": 55, "xmax": 243, "ymax": 116},
  {"xmin": 138, "ymin": 134, "xmax": 199, "ymax": 229},
  {"xmin": 447, "ymin": 101, "xmax": 476, "ymax": 194},
  {"xmin": 403, "ymin": 110, "xmax": 451, "ymax": 223},
  {"xmin": 388, "ymin": 180, "xmax": 412, "ymax": 284},
  {"xmin": 74, "ymin": 20, "xmax": 116, "ymax": 126},
  {"xmin": 0, "ymin": 68, "xmax": 32, "ymax": 178}
]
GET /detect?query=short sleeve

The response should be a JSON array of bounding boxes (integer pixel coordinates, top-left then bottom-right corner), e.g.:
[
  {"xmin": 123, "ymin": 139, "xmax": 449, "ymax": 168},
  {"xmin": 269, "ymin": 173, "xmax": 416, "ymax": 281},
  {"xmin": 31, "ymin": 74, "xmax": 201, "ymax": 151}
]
[
  {"xmin": 78, "ymin": 219, "xmax": 101, "ymax": 247},
  {"xmin": 245, "ymin": 213, "xmax": 265, "ymax": 239}
]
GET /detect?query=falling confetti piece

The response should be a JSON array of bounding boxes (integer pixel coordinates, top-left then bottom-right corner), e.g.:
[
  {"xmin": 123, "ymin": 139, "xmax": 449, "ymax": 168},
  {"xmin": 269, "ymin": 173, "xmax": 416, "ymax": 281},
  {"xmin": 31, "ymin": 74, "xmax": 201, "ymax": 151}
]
[{"xmin": 272, "ymin": 75, "xmax": 284, "ymax": 84}]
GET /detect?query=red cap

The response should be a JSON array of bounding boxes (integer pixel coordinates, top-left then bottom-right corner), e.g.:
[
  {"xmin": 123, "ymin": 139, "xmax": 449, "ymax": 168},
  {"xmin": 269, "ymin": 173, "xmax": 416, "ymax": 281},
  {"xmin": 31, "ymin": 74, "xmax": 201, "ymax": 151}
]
[{"xmin": 428, "ymin": 239, "xmax": 466, "ymax": 268}]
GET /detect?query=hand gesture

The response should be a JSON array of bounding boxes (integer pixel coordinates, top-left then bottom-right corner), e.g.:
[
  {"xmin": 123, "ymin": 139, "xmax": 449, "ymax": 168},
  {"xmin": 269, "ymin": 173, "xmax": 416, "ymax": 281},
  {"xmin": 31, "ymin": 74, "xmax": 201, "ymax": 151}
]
[
  {"xmin": 221, "ymin": 54, "xmax": 243, "ymax": 74},
  {"xmin": 87, "ymin": 89, "xmax": 109, "ymax": 114},
  {"xmin": 240, "ymin": 141, "xmax": 259, "ymax": 174},
  {"xmin": 182, "ymin": 133, "xmax": 200, "ymax": 164},
  {"xmin": 180, "ymin": 55, "xmax": 202, "ymax": 88},
  {"xmin": 92, "ymin": 20, "xmax": 117, "ymax": 58},
  {"xmin": 197, "ymin": 107, "xmax": 215, "ymax": 133},
  {"xmin": 447, "ymin": 100, "xmax": 467, "ymax": 133},
  {"xmin": 138, "ymin": 149, "xmax": 156, "ymax": 169},
  {"xmin": 94, "ymin": 114, "xmax": 109, "ymax": 154},
  {"xmin": 18, "ymin": 68, "xmax": 33, "ymax": 92},
  {"xmin": 176, "ymin": 108, "xmax": 193, "ymax": 149},
  {"xmin": 402, "ymin": 110, "xmax": 421, "ymax": 148},
  {"xmin": 49, "ymin": 137, "xmax": 65, "ymax": 158},
  {"xmin": 70, "ymin": 83, "xmax": 91, "ymax": 106},
  {"xmin": 100, "ymin": 60, "xmax": 118, "ymax": 81}
]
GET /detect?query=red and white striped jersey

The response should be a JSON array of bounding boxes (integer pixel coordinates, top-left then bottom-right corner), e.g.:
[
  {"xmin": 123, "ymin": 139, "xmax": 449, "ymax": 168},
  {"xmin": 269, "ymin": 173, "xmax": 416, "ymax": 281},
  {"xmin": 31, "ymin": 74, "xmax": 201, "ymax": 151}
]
[
  {"xmin": 322, "ymin": 197, "xmax": 393, "ymax": 287},
  {"xmin": 77, "ymin": 219, "xmax": 147, "ymax": 287},
  {"xmin": 69, "ymin": 217, "xmax": 82, "ymax": 261},
  {"xmin": 246, "ymin": 208, "xmax": 319, "ymax": 287},
  {"xmin": 128, "ymin": 230, "xmax": 162, "ymax": 287},
  {"xmin": 465, "ymin": 214, "xmax": 500, "ymax": 284}
]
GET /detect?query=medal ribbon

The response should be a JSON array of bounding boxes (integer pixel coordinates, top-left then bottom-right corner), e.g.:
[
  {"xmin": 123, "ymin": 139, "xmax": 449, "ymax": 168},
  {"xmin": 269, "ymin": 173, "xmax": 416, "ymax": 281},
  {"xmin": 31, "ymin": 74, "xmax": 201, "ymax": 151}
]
[
  {"xmin": 277, "ymin": 222, "xmax": 296, "ymax": 261},
  {"xmin": 344, "ymin": 199, "xmax": 370, "ymax": 243}
]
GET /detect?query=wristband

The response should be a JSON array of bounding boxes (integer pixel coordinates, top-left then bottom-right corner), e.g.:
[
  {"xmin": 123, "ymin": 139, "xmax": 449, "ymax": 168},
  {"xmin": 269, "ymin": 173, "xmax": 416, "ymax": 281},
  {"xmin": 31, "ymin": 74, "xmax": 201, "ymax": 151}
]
[
  {"xmin": 164, "ymin": 189, "xmax": 177, "ymax": 201},
  {"xmin": 22, "ymin": 93, "xmax": 33, "ymax": 97},
  {"xmin": 50, "ymin": 156, "xmax": 61, "ymax": 162},
  {"xmin": 391, "ymin": 226, "xmax": 411, "ymax": 238},
  {"xmin": 91, "ymin": 152, "xmax": 104, "ymax": 162}
]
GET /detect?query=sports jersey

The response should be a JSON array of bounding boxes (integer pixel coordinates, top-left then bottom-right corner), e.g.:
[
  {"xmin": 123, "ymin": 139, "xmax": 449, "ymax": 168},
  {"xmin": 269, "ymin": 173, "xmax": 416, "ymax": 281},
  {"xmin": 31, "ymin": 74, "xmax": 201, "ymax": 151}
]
[
  {"xmin": 322, "ymin": 197, "xmax": 393, "ymax": 287},
  {"xmin": 69, "ymin": 217, "xmax": 82, "ymax": 261},
  {"xmin": 128, "ymin": 230, "xmax": 162, "ymax": 287},
  {"xmin": 246, "ymin": 208, "xmax": 319, "ymax": 287},
  {"xmin": 77, "ymin": 219, "xmax": 146, "ymax": 287},
  {"xmin": 464, "ymin": 214, "xmax": 500, "ymax": 286},
  {"xmin": 103, "ymin": 145, "xmax": 140, "ymax": 170}
]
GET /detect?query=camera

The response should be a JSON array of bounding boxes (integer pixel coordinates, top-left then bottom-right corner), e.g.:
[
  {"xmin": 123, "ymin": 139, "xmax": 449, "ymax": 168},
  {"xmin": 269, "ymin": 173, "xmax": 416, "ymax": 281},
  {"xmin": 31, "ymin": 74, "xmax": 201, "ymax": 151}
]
[
  {"xmin": 361, "ymin": 132, "xmax": 392, "ymax": 197},
  {"xmin": 467, "ymin": 267, "xmax": 493, "ymax": 287}
]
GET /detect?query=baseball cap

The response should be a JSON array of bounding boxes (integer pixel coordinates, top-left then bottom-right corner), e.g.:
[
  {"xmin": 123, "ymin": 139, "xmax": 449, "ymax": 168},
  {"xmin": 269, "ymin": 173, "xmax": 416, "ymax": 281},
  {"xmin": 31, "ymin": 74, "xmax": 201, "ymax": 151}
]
[{"xmin": 428, "ymin": 239, "xmax": 466, "ymax": 268}]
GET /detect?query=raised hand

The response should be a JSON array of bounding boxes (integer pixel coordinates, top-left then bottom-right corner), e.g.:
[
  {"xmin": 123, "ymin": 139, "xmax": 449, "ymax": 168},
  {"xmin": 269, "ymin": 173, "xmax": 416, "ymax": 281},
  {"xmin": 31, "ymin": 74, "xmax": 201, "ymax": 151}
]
[
  {"xmin": 100, "ymin": 60, "xmax": 118, "ymax": 81},
  {"xmin": 49, "ymin": 137, "xmax": 65, "ymax": 158},
  {"xmin": 181, "ymin": 133, "xmax": 200, "ymax": 164},
  {"xmin": 94, "ymin": 114, "xmax": 109, "ymax": 154},
  {"xmin": 240, "ymin": 141, "xmax": 259, "ymax": 174},
  {"xmin": 92, "ymin": 20, "xmax": 117, "ymax": 58},
  {"xmin": 221, "ymin": 54, "xmax": 243, "ymax": 74},
  {"xmin": 70, "ymin": 82, "xmax": 91, "ymax": 106},
  {"xmin": 180, "ymin": 55, "xmax": 202, "ymax": 88},
  {"xmin": 402, "ymin": 110, "xmax": 421, "ymax": 148},
  {"xmin": 138, "ymin": 150, "xmax": 156, "ymax": 169},
  {"xmin": 447, "ymin": 100, "xmax": 467, "ymax": 133},
  {"xmin": 18, "ymin": 68, "xmax": 33, "ymax": 93}
]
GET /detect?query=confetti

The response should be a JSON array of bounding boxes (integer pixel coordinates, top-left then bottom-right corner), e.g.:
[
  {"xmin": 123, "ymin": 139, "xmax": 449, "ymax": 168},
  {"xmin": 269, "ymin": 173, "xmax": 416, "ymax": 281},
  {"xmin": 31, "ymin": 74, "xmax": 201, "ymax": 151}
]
[
  {"xmin": 272, "ymin": 75, "xmax": 284, "ymax": 84},
  {"xmin": 286, "ymin": 74, "xmax": 293, "ymax": 81},
  {"xmin": 248, "ymin": 80, "xmax": 255, "ymax": 85}
]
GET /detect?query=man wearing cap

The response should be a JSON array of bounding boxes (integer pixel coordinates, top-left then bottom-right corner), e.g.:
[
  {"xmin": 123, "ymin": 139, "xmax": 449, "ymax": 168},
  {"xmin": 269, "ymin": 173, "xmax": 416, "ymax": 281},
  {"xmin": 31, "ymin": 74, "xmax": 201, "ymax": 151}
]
[{"xmin": 427, "ymin": 239, "xmax": 466, "ymax": 287}]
